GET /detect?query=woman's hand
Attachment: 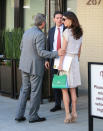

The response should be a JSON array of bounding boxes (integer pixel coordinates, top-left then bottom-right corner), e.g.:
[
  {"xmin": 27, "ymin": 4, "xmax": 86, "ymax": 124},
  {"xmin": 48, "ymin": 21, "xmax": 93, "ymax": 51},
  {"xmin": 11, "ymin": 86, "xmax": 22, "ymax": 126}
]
[{"xmin": 58, "ymin": 64, "xmax": 63, "ymax": 71}]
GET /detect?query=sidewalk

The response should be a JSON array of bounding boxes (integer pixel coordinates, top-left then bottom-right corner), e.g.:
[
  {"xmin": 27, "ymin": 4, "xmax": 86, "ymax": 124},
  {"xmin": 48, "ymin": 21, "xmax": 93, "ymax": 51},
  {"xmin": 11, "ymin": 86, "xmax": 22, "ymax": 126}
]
[{"xmin": 0, "ymin": 89, "xmax": 102, "ymax": 131}]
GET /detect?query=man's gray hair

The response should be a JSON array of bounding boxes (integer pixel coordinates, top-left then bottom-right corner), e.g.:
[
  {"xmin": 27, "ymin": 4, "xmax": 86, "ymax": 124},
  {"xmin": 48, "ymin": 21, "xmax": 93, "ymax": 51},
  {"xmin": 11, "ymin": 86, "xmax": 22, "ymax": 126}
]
[{"xmin": 34, "ymin": 13, "xmax": 46, "ymax": 26}]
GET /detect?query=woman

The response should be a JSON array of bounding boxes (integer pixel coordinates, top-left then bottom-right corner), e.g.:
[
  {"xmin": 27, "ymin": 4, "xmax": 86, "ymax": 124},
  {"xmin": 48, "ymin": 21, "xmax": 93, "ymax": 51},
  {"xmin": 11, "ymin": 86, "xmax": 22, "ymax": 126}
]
[{"xmin": 58, "ymin": 11, "xmax": 83, "ymax": 123}]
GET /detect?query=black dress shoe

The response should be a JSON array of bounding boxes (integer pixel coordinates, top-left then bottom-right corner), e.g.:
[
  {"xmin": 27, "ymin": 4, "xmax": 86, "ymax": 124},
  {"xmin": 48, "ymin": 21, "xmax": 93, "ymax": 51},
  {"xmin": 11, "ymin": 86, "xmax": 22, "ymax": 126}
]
[
  {"xmin": 15, "ymin": 117, "xmax": 26, "ymax": 122},
  {"xmin": 29, "ymin": 117, "xmax": 46, "ymax": 123},
  {"xmin": 50, "ymin": 106, "xmax": 61, "ymax": 112}
]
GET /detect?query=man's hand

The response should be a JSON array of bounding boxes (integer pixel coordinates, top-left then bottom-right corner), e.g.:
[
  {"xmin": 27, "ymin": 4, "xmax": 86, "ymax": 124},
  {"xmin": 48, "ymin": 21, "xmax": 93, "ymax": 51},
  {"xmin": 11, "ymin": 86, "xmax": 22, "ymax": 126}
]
[
  {"xmin": 45, "ymin": 61, "xmax": 50, "ymax": 69},
  {"xmin": 58, "ymin": 48, "xmax": 65, "ymax": 56}
]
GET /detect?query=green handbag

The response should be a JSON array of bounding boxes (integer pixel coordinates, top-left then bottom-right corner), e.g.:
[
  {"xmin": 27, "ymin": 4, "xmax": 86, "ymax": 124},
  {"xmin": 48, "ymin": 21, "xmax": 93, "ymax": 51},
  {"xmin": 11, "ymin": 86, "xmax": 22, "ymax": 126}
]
[{"xmin": 52, "ymin": 74, "xmax": 68, "ymax": 89}]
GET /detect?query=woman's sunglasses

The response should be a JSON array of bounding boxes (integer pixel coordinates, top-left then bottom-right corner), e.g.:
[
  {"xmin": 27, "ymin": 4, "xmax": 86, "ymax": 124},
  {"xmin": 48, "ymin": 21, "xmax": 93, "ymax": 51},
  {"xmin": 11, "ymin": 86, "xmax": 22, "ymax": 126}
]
[{"xmin": 62, "ymin": 18, "xmax": 67, "ymax": 21}]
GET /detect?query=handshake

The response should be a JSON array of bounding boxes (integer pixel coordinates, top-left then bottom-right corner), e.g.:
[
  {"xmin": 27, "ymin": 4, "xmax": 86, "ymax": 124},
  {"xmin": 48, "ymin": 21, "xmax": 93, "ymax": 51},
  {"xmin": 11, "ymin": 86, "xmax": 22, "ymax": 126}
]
[{"xmin": 57, "ymin": 48, "xmax": 65, "ymax": 56}]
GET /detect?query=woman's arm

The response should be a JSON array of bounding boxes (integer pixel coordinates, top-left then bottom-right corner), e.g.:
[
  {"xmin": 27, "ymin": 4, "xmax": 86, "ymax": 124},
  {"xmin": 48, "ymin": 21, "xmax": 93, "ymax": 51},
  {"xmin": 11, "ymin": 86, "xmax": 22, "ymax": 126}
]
[
  {"xmin": 58, "ymin": 36, "xmax": 68, "ymax": 70},
  {"xmin": 78, "ymin": 44, "xmax": 82, "ymax": 60}
]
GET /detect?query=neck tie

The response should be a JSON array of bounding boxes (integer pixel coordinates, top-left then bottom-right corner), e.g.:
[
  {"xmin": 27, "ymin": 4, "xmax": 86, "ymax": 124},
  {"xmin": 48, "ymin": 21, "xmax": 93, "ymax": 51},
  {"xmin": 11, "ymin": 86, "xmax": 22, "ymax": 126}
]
[{"xmin": 57, "ymin": 28, "xmax": 61, "ymax": 50}]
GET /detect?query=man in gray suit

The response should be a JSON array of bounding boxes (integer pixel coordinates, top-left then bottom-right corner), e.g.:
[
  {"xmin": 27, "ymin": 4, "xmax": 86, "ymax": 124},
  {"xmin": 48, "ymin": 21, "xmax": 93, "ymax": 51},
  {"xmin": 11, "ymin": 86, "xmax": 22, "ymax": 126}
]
[{"xmin": 15, "ymin": 13, "xmax": 65, "ymax": 123}]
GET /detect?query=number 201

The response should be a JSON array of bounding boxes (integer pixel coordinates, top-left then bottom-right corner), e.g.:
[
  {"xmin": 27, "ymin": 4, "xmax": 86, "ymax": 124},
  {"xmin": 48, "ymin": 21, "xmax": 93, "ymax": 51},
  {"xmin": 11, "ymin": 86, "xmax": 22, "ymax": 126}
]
[{"xmin": 86, "ymin": 0, "xmax": 101, "ymax": 5}]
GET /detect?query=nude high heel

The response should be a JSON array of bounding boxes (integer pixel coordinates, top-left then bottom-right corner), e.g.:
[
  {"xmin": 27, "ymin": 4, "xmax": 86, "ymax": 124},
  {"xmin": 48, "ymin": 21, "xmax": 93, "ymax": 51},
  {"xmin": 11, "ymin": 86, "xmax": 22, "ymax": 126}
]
[
  {"xmin": 71, "ymin": 112, "xmax": 77, "ymax": 122},
  {"xmin": 64, "ymin": 113, "xmax": 72, "ymax": 123}
]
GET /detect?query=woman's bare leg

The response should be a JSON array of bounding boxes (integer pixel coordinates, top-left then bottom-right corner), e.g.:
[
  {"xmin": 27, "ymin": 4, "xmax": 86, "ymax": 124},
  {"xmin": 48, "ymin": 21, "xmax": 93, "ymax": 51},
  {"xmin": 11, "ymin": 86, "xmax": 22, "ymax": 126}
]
[
  {"xmin": 70, "ymin": 88, "xmax": 77, "ymax": 122},
  {"xmin": 62, "ymin": 89, "xmax": 71, "ymax": 123}
]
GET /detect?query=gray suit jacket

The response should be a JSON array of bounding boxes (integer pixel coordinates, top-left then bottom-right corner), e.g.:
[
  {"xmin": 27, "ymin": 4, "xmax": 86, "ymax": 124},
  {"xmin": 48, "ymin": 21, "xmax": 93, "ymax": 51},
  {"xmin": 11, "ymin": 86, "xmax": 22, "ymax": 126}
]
[{"xmin": 19, "ymin": 26, "xmax": 58, "ymax": 76}]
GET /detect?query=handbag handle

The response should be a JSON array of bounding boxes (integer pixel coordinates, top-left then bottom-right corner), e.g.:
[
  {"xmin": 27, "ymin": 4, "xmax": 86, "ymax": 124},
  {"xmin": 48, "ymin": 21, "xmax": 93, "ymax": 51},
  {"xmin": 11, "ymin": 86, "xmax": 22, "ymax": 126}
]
[{"xmin": 57, "ymin": 70, "xmax": 60, "ymax": 75}]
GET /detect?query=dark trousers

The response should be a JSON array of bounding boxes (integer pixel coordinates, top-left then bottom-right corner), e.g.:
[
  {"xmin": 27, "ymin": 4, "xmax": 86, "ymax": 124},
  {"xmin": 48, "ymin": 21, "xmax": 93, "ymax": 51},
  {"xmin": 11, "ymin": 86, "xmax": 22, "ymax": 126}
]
[
  {"xmin": 54, "ymin": 88, "xmax": 62, "ymax": 107},
  {"xmin": 52, "ymin": 69, "xmax": 61, "ymax": 107}
]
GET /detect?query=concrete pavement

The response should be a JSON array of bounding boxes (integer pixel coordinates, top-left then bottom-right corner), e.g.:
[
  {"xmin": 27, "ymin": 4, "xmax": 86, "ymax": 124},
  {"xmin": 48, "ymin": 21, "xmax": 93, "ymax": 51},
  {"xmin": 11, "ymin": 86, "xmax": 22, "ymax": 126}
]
[{"xmin": 0, "ymin": 89, "xmax": 103, "ymax": 131}]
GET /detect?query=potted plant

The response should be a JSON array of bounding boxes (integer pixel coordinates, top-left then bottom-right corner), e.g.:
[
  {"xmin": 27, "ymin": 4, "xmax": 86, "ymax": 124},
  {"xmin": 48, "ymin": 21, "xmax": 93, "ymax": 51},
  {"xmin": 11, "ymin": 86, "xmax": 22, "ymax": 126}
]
[
  {"xmin": 2, "ymin": 28, "xmax": 23, "ymax": 59},
  {"xmin": 0, "ymin": 28, "xmax": 23, "ymax": 98}
]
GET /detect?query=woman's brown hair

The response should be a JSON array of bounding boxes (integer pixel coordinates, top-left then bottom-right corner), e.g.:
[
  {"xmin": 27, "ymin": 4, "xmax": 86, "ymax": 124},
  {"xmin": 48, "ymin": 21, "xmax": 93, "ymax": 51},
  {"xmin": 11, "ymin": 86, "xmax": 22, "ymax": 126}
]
[{"xmin": 63, "ymin": 11, "xmax": 83, "ymax": 40}]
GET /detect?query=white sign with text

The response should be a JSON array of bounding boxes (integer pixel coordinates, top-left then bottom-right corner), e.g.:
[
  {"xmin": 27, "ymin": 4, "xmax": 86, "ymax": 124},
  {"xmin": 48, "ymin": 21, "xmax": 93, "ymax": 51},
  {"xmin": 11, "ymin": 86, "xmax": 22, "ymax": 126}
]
[{"xmin": 91, "ymin": 64, "xmax": 103, "ymax": 117}]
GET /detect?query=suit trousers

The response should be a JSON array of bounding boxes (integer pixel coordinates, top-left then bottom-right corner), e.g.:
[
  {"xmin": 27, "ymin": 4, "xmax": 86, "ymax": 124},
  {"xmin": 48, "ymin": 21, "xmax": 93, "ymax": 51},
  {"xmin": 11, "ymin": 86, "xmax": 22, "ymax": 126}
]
[
  {"xmin": 51, "ymin": 69, "xmax": 62, "ymax": 107},
  {"xmin": 16, "ymin": 71, "xmax": 43, "ymax": 121}
]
